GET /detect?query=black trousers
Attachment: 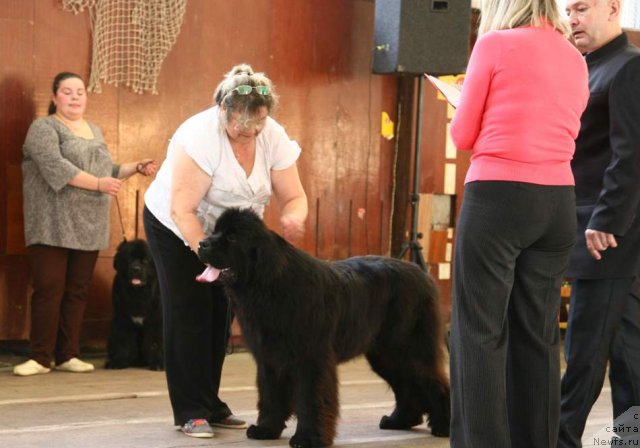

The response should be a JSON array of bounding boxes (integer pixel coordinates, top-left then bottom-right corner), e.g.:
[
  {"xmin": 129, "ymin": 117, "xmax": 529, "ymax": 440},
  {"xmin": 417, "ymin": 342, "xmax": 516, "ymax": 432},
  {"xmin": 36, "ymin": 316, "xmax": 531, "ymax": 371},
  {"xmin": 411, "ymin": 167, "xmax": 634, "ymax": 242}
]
[
  {"xmin": 558, "ymin": 278, "xmax": 640, "ymax": 447},
  {"xmin": 610, "ymin": 290, "xmax": 640, "ymax": 418},
  {"xmin": 450, "ymin": 181, "xmax": 576, "ymax": 448},
  {"xmin": 143, "ymin": 206, "xmax": 232, "ymax": 426}
]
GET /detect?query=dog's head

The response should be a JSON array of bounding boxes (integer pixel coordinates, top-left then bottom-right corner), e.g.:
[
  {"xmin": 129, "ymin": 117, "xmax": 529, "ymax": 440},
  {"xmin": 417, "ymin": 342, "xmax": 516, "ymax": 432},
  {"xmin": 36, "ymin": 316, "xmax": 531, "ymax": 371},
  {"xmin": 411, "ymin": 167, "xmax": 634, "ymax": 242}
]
[
  {"xmin": 197, "ymin": 208, "xmax": 276, "ymax": 284},
  {"xmin": 114, "ymin": 239, "xmax": 156, "ymax": 288}
]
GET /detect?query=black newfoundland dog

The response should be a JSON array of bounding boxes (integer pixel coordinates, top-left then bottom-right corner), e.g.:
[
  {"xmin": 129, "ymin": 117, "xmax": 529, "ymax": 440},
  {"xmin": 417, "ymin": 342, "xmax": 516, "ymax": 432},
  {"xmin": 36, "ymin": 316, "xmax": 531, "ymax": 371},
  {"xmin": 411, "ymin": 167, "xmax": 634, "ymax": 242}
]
[
  {"xmin": 197, "ymin": 208, "xmax": 450, "ymax": 448},
  {"xmin": 105, "ymin": 239, "xmax": 163, "ymax": 371}
]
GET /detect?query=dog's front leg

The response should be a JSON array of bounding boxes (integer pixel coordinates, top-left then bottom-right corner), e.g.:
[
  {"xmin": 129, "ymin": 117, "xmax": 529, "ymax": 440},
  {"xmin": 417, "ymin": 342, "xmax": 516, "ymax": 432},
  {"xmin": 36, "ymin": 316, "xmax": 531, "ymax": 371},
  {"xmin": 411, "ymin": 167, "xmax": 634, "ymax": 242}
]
[
  {"xmin": 290, "ymin": 356, "xmax": 339, "ymax": 448},
  {"xmin": 105, "ymin": 325, "xmax": 136, "ymax": 369},
  {"xmin": 246, "ymin": 361, "xmax": 291, "ymax": 440}
]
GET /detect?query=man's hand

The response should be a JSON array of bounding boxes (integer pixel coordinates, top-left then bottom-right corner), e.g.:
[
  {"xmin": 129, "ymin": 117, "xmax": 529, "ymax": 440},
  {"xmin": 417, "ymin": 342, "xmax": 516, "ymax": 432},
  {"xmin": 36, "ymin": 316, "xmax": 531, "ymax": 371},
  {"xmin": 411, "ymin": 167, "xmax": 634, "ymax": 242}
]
[{"xmin": 585, "ymin": 229, "xmax": 618, "ymax": 260}]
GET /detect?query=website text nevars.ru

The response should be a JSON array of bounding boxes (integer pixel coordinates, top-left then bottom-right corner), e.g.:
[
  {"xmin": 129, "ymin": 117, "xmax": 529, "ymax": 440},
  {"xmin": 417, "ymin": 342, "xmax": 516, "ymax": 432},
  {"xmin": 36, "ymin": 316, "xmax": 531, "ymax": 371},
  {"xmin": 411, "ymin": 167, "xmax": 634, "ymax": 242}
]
[{"xmin": 592, "ymin": 439, "xmax": 639, "ymax": 446}]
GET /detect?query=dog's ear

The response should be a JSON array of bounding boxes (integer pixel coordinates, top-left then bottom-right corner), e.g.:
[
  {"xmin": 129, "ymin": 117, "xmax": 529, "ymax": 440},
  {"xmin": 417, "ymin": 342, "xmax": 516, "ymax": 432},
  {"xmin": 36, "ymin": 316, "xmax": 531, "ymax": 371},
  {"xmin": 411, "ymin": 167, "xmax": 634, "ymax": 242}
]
[
  {"xmin": 251, "ymin": 243, "xmax": 272, "ymax": 275},
  {"xmin": 251, "ymin": 246, "xmax": 261, "ymax": 265}
]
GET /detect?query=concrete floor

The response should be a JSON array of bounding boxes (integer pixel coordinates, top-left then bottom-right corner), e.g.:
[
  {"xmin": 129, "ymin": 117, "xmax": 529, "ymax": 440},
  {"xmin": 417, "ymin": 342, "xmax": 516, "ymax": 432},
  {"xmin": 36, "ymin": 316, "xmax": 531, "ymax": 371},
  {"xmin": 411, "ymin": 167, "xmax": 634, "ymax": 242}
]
[{"xmin": 0, "ymin": 350, "xmax": 615, "ymax": 448}]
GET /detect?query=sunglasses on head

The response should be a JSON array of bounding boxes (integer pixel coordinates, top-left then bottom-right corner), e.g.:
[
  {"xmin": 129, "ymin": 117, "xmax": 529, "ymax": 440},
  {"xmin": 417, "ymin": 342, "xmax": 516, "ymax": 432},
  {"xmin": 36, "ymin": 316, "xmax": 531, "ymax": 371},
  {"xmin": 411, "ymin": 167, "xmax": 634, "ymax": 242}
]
[{"xmin": 232, "ymin": 85, "xmax": 270, "ymax": 95}]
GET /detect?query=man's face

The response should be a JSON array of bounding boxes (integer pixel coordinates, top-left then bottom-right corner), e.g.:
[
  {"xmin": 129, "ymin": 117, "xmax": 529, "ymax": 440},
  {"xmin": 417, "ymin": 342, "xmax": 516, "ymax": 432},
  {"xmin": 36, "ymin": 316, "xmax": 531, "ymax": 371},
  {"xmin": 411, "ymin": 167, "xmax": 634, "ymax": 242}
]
[{"xmin": 565, "ymin": 0, "xmax": 619, "ymax": 53}]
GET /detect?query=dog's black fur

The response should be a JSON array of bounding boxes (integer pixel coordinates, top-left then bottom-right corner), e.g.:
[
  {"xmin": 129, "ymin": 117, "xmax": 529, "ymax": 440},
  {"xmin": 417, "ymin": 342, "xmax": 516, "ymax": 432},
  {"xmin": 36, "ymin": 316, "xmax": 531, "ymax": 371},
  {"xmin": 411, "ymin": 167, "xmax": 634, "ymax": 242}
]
[
  {"xmin": 198, "ymin": 208, "xmax": 450, "ymax": 448},
  {"xmin": 105, "ymin": 239, "xmax": 163, "ymax": 371}
]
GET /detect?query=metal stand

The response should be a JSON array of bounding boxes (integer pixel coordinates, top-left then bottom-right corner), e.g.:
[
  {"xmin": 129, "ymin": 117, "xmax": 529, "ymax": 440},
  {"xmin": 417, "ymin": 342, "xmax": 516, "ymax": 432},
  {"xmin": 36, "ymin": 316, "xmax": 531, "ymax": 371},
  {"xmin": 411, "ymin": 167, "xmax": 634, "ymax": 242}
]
[{"xmin": 396, "ymin": 75, "xmax": 427, "ymax": 272}]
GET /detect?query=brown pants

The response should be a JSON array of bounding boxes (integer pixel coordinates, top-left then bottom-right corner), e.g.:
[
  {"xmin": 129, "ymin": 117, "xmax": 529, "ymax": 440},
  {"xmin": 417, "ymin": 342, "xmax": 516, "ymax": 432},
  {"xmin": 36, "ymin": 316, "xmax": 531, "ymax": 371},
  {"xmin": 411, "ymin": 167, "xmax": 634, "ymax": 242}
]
[{"xmin": 27, "ymin": 245, "xmax": 98, "ymax": 367}]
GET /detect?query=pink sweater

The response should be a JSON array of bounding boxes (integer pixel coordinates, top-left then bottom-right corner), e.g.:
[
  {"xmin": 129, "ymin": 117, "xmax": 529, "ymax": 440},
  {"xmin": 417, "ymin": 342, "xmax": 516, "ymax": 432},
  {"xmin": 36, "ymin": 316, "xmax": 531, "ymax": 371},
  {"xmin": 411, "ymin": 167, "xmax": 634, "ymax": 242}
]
[{"xmin": 450, "ymin": 24, "xmax": 589, "ymax": 185}]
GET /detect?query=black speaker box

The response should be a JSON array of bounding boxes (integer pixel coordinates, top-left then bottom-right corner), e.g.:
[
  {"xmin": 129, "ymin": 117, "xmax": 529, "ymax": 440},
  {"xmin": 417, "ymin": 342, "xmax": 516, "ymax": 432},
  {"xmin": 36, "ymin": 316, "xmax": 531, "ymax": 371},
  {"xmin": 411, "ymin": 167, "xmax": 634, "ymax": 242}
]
[{"xmin": 373, "ymin": 0, "xmax": 472, "ymax": 75}]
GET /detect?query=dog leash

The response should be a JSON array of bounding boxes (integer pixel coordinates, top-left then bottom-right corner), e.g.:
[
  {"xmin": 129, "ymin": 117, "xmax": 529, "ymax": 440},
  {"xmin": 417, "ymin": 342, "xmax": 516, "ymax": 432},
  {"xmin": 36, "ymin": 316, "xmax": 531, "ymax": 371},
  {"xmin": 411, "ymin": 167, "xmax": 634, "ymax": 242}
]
[
  {"xmin": 114, "ymin": 196, "xmax": 128, "ymax": 242},
  {"xmin": 113, "ymin": 176, "xmax": 142, "ymax": 242}
]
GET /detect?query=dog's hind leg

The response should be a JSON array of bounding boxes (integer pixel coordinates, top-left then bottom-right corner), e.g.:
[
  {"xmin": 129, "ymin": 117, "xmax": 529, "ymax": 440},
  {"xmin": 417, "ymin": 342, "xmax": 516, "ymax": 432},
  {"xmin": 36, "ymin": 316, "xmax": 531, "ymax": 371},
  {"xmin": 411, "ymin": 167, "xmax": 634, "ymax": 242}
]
[
  {"xmin": 423, "ymin": 376, "xmax": 450, "ymax": 437},
  {"xmin": 374, "ymin": 346, "xmax": 450, "ymax": 437},
  {"xmin": 247, "ymin": 362, "xmax": 291, "ymax": 440},
  {"xmin": 407, "ymin": 309, "xmax": 451, "ymax": 437},
  {"xmin": 366, "ymin": 352, "xmax": 425, "ymax": 430},
  {"xmin": 289, "ymin": 357, "xmax": 338, "ymax": 448}
]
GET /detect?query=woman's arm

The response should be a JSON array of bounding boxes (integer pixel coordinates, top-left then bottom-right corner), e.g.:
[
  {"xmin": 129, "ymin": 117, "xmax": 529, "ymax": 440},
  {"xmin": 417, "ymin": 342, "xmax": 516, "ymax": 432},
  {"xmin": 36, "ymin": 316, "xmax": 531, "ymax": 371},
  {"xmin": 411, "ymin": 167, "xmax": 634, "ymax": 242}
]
[
  {"xmin": 67, "ymin": 171, "xmax": 121, "ymax": 196},
  {"xmin": 449, "ymin": 32, "xmax": 498, "ymax": 150},
  {"xmin": 271, "ymin": 163, "xmax": 308, "ymax": 242},
  {"xmin": 25, "ymin": 120, "xmax": 122, "ymax": 195},
  {"xmin": 170, "ymin": 147, "xmax": 212, "ymax": 252},
  {"xmin": 117, "ymin": 159, "xmax": 158, "ymax": 179}
]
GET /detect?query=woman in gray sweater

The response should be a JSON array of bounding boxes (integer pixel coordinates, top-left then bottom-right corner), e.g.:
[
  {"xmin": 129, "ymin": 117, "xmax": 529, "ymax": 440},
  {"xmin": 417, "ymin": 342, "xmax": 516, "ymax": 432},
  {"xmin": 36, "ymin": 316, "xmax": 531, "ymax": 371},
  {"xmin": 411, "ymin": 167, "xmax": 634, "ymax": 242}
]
[{"xmin": 14, "ymin": 72, "xmax": 157, "ymax": 376}]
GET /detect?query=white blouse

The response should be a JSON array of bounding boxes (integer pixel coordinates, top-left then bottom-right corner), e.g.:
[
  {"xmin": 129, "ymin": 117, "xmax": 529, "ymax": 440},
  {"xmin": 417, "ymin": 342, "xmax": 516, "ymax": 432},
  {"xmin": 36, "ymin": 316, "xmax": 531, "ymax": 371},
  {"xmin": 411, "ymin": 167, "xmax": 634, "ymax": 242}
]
[{"xmin": 145, "ymin": 106, "xmax": 301, "ymax": 243}]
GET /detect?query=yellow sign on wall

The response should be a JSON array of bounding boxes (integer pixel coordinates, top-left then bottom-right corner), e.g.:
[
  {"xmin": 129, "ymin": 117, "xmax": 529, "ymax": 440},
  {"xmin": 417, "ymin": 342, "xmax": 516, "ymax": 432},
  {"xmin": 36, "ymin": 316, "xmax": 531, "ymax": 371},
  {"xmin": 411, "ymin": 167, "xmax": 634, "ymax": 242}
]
[{"xmin": 380, "ymin": 111, "xmax": 394, "ymax": 140}]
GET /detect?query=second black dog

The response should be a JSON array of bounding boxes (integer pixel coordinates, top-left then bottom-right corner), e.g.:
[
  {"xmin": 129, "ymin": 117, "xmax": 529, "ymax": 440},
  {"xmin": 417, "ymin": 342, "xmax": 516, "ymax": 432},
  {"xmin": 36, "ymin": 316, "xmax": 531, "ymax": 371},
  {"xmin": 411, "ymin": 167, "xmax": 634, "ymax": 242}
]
[{"xmin": 105, "ymin": 239, "xmax": 163, "ymax": 371}]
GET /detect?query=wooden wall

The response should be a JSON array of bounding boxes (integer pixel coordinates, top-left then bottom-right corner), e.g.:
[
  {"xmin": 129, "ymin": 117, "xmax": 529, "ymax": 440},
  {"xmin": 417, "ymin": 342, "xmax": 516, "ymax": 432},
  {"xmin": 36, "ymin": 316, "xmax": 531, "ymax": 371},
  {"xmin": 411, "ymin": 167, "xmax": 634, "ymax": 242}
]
[
  {"xmin": 0, "ymin": 0, "xmax": 405, "ymax": 347},
  {"xmin": 6, "ymin": 1, "xmax": 627, "ymax": 349}
]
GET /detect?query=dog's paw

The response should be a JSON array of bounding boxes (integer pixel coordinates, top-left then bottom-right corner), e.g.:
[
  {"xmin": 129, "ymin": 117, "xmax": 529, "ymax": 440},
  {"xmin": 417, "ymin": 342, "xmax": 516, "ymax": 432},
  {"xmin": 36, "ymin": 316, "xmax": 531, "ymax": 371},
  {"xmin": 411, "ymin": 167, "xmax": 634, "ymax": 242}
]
[
  {"xmin": 428, "ymin": 416, "xmax": 450, "ymax": 437},
  {"xmin": 147, "ymin": 364, "xmax": 164, "ymax": 371},
  {"xmin": 246, "ymin": 424, "xmax": 282, "ymax": 440},
  {"xmin": 104, "ymin": 360, "xmax": 129, "ymax": 369},
  {"xmin": 429, "ymin": 425, "xmax": 450, "ymax": 438},
  {"xmin": 290, "ymin": 432, "xmax": 327, "ymax": 448},
  {"xmin": 379, "ymin": 413, "xmax": 423, "ymax": 430}
]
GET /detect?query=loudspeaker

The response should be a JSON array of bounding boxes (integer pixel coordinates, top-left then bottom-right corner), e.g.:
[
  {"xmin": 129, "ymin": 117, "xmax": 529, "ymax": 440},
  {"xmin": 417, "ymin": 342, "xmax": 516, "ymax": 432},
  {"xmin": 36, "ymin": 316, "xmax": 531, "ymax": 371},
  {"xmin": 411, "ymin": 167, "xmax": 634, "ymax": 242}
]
[{"xmin": 373, "ymin": 0, "xmax": 471, "ymax": 75}]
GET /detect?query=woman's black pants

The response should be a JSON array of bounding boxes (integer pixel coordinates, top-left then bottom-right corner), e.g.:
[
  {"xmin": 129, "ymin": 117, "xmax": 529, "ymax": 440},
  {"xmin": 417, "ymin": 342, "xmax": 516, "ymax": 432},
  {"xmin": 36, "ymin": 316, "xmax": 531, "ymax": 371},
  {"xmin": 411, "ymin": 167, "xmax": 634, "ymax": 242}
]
[
  {"xmin": 143, "ymin": 206, "xmax": 232, "ymax": 426},
  {"xmin": 450, "ymin": 181, "xmax": 576, "ymax": 448}
]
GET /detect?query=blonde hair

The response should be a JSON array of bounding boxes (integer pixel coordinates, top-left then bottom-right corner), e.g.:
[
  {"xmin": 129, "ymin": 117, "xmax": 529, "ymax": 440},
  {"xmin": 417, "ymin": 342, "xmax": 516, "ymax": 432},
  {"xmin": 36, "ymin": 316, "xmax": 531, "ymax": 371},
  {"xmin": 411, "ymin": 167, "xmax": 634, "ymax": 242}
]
[
  {"xmin": 478, "ymin": 0, "xmax": 570, "ymax": 36},
  {"xmin": 212, "ymin": 63, "xmax": 278, "ymax": 115}
]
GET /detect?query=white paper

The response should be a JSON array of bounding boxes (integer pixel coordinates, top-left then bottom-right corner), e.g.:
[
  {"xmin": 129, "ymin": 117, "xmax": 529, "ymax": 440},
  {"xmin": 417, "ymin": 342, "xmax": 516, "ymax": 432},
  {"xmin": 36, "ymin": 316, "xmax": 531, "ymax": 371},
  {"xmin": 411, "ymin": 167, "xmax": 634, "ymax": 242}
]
[
  {"xmin": 444, "ymin": 163, "xmax": 457, "ymax": 195},
  {"xmin": 445, "ymin": 123, "xmax": 457, "ymax": 159},
  {"xmin": 426, "ymin": 74, "xmax": 461, "ymax": 109},
  {"xmin": 438, "ymin": 262, "xmax": 451, "ymax": 280}
]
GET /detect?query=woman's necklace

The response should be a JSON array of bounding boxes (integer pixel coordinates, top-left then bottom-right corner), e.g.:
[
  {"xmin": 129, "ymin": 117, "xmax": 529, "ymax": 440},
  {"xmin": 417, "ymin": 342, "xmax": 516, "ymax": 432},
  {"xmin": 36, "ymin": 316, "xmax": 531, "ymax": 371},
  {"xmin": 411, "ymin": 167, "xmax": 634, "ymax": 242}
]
[
  {"xmin": 54, "ymin": 113, "xmax": 84, "ymax": 131},
  {"xmin": 54, "ymin": 113, "xmax": 93, "ymax": 139},
  {"xmin": 231, "ymin": 142, "xmax": 255, "ymax": 174}
]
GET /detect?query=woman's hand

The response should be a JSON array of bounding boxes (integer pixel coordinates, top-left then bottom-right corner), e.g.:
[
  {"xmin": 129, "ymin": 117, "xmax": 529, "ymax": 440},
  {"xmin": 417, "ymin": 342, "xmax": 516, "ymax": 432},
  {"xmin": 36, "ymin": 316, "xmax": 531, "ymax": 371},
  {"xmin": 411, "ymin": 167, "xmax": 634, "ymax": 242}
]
[
  {"xmin": 280, "ymin": 214, "xmax": 305, "ymax": 243},
  {"xmin": 271, "ymin": 163, "xmax": 308, "ymax": 244},
  {"xmin": 136, "ymin": 159, "xmax": 158, "ymax": 176},
  {"xmin": 98, "ymin": 177, "xmax": 122, "ymax": 196}
]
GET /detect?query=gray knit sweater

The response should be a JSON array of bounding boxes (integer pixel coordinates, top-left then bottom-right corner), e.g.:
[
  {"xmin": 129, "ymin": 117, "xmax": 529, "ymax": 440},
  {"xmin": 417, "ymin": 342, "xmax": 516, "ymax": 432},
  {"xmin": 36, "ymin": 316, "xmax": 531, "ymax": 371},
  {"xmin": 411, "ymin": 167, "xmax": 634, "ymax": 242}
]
[{"xmin": 22, "ymin": 116, "xmax": 119, "ymax": 250}]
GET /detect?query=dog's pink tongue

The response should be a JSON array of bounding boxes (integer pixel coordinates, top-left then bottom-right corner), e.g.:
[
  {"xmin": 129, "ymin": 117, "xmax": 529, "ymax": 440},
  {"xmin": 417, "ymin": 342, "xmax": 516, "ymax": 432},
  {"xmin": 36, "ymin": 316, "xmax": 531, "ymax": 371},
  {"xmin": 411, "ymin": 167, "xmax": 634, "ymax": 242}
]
[
  {"xmin": 196, "ymin": 265, "xmax": 220, "ymax": 283},
  {"xmin": 131, "ymin": 278, "xmax": 142, "ymax": 286}
]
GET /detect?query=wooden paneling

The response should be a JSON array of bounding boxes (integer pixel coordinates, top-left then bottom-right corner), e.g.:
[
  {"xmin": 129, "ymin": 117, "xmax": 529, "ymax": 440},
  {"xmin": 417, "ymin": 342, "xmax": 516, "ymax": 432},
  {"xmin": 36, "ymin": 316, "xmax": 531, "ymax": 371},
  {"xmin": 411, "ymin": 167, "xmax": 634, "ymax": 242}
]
[
  {"xmin": 0, "ymin": 255, "xmax": 30, "ymax": 340},
  {"xmin": 0, "ymin": 0, "xmax": 35, "ymax": 340},
  {"xmin": 80, "ymin": 257, "xmax": 114, "ymax": 351},
  {"xmin": 628, "ymin": 29, "xmax": 640, "ymax": 46},
  {"xmin": 0, "ymin": 3, "xmax": 35, "ymax": 255},
  {"xmin": 0, "ymin": 0, "xmax": 399, "ymax": 343},
  {"xmin": 0, "ymin": 0, "xmax": 33, "ymax": 20}
]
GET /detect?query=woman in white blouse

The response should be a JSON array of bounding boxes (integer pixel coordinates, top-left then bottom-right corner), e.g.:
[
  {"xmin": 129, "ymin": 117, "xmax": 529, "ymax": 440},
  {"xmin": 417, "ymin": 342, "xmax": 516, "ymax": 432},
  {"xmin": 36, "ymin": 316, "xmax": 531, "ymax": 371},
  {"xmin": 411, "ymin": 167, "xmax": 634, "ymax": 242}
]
[{"xmin": 143, "ymin": 63, "xmax": 307, "ymax": 438}]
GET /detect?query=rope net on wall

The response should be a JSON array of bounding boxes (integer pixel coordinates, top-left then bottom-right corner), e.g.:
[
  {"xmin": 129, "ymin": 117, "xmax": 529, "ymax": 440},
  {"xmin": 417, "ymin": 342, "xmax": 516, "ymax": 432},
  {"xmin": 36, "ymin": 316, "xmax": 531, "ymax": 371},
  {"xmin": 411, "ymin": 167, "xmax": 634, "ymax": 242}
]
[{"xmin": 61, "ymin": 0, "xmax": 187, "ymax": 94}]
